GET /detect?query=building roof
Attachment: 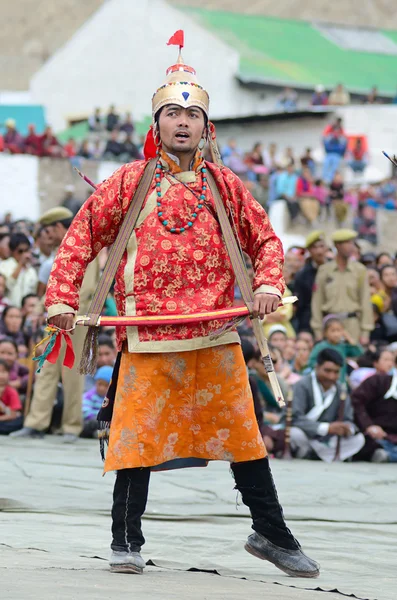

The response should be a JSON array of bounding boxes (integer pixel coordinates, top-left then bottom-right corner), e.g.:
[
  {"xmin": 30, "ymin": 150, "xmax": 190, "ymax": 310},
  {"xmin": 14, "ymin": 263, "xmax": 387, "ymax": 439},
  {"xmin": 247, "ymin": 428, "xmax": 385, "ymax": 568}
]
[
  {"xmin": 170, "ymin": 0, "xmax": 397, "ymax": 30},
  {"xmin": 180, "ymin": 7, "xmax": 397, "ymax": 95}
]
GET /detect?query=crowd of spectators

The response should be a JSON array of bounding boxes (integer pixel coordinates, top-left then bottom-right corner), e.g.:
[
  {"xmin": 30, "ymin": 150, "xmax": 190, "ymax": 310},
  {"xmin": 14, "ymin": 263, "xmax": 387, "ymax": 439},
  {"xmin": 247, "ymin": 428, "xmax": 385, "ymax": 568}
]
[
  {"xmin": 276, "ymin": 83, "xmax": 397, "ymax": 112},
  {"xmin": 221, "ymin": 116, "xmax": 397, "ymax": 243},
  {"xmin": 0, "ymin": 105, "xmax": 144, "ymax": 163}
]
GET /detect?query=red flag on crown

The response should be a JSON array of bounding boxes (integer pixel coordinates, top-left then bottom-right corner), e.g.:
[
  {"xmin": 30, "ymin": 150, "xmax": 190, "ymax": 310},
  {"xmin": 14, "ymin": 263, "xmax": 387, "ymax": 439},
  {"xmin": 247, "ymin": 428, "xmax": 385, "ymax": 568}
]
[{"xmin": 167, "ymin": 30, "xmax": 184, "ymax": 48}]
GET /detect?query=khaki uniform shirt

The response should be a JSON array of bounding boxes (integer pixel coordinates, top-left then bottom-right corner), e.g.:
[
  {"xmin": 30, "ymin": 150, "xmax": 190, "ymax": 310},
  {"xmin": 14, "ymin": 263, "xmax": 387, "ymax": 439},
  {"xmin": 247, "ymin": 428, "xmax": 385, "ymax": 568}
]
[{"xmin": 311, "ymin": 259, "xmax": 373, "ymax": 341}]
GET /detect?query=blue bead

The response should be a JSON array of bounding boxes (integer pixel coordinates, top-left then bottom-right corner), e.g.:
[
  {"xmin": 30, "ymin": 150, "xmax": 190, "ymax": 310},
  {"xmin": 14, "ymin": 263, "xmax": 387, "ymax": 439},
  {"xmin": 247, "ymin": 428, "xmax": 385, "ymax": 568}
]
[
  {"xmin": 192, "ymin": 213, "xmax": 197, "ymax": 217},
  {"xmin": 162, "ymin": 220, "xmax": 168, "ymax": 225},
  {"xmin": 180, "ymin": 228, "xmax": 185, "ymax": 232},
  {"xmin": 158, "ymin": 212, "xmax": 162, "ymax": 216},
  {"xmin": 200, "ymin": 195, "xmax": 205, "ymax": 199},
  {"xmin": 157, "ymin": 192, "xmax": 162, "ymax": 197},
  {"xmin": 202, "ymin": 177, "xmax": 207, "ymax": 182},
  {"xmin": 157, "ymin": 202, "xmax": 161, "ymax": 206},
  {"xmin": 198, "ymin": 204, "xmax": 203, "ymax": 209},
  {"xmin": 188, "ymin": 222, "xmax": 193, "ymax": 227},
  {"xmin": 171, "ymin": 228, "xmax": 176, "ymax": 232},
  {"xmin": 202, "ymin": 168, "xmax": 207, "ymax": 172}
]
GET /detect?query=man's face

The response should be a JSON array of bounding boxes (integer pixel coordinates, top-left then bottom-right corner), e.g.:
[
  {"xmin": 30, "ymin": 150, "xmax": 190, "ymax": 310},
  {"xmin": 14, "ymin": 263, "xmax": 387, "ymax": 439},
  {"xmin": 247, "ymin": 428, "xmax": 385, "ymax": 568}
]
[
  {"xmin": 12, "ymin": 243, "xmax": 30, "ymax": 262},
  {"xmin": 269, "ymin": 332, "xmax": 287, "ymax": 352},
  {"xmin": 316, "ymin": 361, "xmax": 340, "ymax": 389},
  {"xmin": 382, "ymin": 266, "xmax": 397, "ymax": 289},
  {"xmin": 97, "ymin": 345, "xmax": 115, "ymax": 367},
  {"xmin": 0, "ymin": 235, "xmax": 10, "ymax": 259},
  {"xmin": 45, "ymin": 223, "xmax": 64, "ymax": 246},
  {"xmin": 336, "ymin": 240, "xmax": 355, "ymax": 260},
  {"xmin": 309, "ymin": 240, "xmax": 326, "ymax": 264},
  {"xmin": 158, "ymin": 105, "xmax": 206, "ymax": 157},
  {"xmin": 22, "ymin": 296, "xmax": 38, "ymax": 316}
]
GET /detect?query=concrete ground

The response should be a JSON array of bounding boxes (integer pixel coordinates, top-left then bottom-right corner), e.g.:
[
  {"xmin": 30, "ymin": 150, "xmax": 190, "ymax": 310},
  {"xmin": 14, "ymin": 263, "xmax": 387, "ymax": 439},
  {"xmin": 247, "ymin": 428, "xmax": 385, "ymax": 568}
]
[{"xmin": 1, "ymin": 437, "xmax": 395, "ymax": 600}]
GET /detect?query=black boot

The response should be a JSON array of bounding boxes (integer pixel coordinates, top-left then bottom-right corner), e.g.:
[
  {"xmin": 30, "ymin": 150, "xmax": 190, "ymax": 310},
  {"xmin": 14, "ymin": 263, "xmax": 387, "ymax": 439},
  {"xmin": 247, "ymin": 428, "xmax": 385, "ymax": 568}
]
[
  {"xmin": 111, "ymin": 467, "xmax": 151, "ymax": 553},
  {"xmin": 231, "ymin": 457, "xmax": 319, "ymax": 578}
]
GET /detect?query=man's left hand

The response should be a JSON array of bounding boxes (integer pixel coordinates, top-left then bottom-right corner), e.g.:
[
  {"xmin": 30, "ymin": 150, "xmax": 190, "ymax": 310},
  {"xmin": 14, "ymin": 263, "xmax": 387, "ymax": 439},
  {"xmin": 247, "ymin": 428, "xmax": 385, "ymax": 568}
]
[{"xmin": 252, "ymin": 293, "xmax": 280, "ymax": 320}]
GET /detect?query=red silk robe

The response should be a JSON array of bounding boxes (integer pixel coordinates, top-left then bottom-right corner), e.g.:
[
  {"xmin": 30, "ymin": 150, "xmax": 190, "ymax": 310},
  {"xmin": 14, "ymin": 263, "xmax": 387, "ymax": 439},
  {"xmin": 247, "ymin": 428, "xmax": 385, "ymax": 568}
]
[{"xmin": 46, "ymin": 157, "xmax": 285, "ymax": 352}]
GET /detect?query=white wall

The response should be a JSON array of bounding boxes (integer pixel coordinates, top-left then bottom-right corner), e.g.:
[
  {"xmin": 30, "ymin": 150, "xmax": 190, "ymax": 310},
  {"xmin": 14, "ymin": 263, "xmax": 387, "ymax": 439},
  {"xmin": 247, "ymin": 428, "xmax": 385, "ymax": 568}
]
[{"xmin": 1, "ymin": 155, "xmax": 39, "ymax": 221}]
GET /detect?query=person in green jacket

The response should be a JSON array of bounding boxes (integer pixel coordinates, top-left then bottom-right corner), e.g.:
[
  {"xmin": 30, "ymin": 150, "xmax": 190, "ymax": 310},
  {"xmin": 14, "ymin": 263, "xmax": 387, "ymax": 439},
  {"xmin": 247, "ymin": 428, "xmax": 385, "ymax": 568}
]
[{"xmin": 308, "ymin": 317, "xmax": 363, "ymax": 383}]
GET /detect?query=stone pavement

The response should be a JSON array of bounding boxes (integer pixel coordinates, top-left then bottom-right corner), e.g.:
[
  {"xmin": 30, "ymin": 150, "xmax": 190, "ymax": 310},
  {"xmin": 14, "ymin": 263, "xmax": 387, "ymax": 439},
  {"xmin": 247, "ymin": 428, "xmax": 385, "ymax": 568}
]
[{"xmin": 1, "ymin": 437, "xmax": 395, "ymax": 600}]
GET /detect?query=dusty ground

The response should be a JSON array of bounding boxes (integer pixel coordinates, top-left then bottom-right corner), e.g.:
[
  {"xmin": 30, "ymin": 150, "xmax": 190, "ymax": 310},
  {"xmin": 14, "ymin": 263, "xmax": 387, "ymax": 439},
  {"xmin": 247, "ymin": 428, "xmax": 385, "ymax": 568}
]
[{"xmin": 1, "ymin": 437, "xmax": 395, "ymax": 600}]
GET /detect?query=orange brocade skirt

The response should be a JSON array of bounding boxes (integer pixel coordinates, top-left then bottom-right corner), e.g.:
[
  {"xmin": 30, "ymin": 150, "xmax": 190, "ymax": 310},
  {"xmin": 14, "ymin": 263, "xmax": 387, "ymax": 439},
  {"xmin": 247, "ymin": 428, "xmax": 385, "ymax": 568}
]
[{"xmin": 104, "ymin": 343, "xmax": 266, "ymax": 473}]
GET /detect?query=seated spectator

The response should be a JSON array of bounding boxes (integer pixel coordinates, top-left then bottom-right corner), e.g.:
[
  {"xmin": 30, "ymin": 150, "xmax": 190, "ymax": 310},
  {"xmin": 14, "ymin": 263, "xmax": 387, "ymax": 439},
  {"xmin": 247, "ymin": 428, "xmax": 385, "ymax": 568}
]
[
  {"xmin": 368, "ymin": 267, "xmax": 382, "ymax": 296},
  {"xmin": 39, "ymin": 126, "xmax": 65, "ymax": 158},
  {"xmin": 21, "ymin": 293, "xmax": 40, "ymax": 342},
  {"xmin": 289, "ymin": 349, "xmax": 364, "ymax": 461},
  {"xmin": 247, "ymin": 344, "xmax": 286, "ymax": 421},
  {"xmin": 308, "ymin": 317, "xmax": 363, "ymax": 383},
  {"xmin": 297, "ymin": 330, "xmax": 315, "ymax": 352},
  {"xmin": 347, "ymin": 138, "xmax": 368, "ymax": 173},
  {"xmin": 291, "ymin": 339, "xmax": 311, "ymax": 376},
  {"xmin": 311, "ymin": 85, "xmax": 328, "ymax": 106},
  {"xmin": 296, "ymin": 167, "xmax": 319, "ymax": 224},
  {"xmin": 32, "ymin": 227, "xmax": 53, "ymax": 268},
  {"xmin": 82, "ymin": 365, "xmax": 113, "ymax": 438},
  {"xmin": 106, "ymin": 105, "xmax": 119, "ymax": 132},
  {"xmin": 121, "ymin": 134, "xmax": 142, "ymax": 161},
  {"xmin": 120, "ymin": 111, "xmax": 135, "ymax": 136},
  {"xmin": 329, "ymin": 172, "xmax": 347, "ymax": 225},
  {"xmin": 352, "ymin": 369, "xmax": 397, "ymax": 462},
  {"xmin": 84, "ymin": 334, "xmax": 116, "ymax": 392},
  {"xmin": 276, "ymin": 87, "xmax": 298, "ymax": 111},
  {"xmin": 88, "ymin": 108, "xmax": 104, "ymax": 132},
  {"xmin": 376, "ymin": 252, "xmax": 393, "ymax": 269},
  {"xmin": 3, "ymin": 119, "xmax": 24, "ymax": 154},
  {"xmin": 275, "ymin": 161, "xmax": 299, "ymax": 221},
  {"xmin": 300, "ymin": 148, "xmax": 316, "ymax": 175},
  {"xmin": 0, "ymin": 338, "xmax": 29, "ymax": 397},
  {"xmin": 372, "ymin": 264, "xmax": 397, "ymax": 313},
  {"xmin": 103, "ymin": 130, "xmax": 123, "ymax": 161},
  {"xmin": 0, "ymin": 231, "xmax": 11, "ymax": 261},
  {"xmin": 0, "ymin": 359, "xmax": 23, "ymax": 435},
  {"xmin": 365, "ymin": 86, "xmax": 381, "ymax": 105},
  {"xmin": 78, "ymin": 139, "xmax": 93, "ymax": 159},
  {"xmin": 262, "ymin": 142, "xmax": 280, "ymax": 172},
  {"xmin": 0, "ymin": 306, "xmax": 25, "ymax": 348},
  {"xmin": 24, "ymin": 124, "xmax": 41, "ymax": 155},
  {"xmin": 0, "ymin": 233, "xmax": 38, "ymax": 307},
  {"xmin": 0, "ymin": 274, "xmax": 10, "ymax": 316},
  {"xmin": 91, "ymin": 138, "xmax": 104, "ymax": 160},
  {"xmin": 322, "ymin": 118, "xmax": 347, "ymax": 184},
  {"xmin": 353, "ymin": 205, "xmax": 377, "ymax": 246},
  {"xmin": 222, "ymin": 139, "xmax": 247, "ymax": 176},
  {"xmin": 267, "ymin": 325, "xmax": 288, "ymax": 355},
  {"xmin": 328, "ymin": 84, "xmax": 350, "ymax": 106},
  {"xmin": 64, "ymin": 137, "xmax": 77, "ymax": 158}
]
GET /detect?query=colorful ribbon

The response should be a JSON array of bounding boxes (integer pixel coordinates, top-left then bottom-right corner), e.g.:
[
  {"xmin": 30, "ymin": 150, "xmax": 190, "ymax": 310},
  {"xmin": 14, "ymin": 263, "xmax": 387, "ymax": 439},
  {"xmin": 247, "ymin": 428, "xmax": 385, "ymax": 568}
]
[{"xmin": 33, "ymin": 326, "xmax": 75, "ymax": 372}]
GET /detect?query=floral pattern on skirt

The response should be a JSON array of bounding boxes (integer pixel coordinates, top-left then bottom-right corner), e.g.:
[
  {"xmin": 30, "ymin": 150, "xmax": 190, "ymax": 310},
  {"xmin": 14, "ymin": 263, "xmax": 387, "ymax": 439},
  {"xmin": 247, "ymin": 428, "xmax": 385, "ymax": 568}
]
[{"xmin": 104, "ymin": 343, "xmax": 266, "ymax": 472}]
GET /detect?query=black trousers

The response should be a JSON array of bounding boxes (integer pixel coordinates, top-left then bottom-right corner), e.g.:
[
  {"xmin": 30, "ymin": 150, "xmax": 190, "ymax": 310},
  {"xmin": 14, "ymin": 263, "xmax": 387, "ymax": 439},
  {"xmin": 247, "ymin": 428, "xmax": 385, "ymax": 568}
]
[{"xmin": 111, "ymin": 457, "xmax": 299, "ymax": 552}]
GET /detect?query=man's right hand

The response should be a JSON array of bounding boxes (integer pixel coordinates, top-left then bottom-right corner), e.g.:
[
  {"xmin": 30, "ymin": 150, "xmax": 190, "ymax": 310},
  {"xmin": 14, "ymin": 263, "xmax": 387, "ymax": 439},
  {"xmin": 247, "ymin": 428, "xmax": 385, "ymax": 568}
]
[
  {"xmin": 365, "ymin": 425, "xmax": 387, "ymax": 440},
  {"xmin": 48, "ymin": 313, "xmax": 75, "ymax": 332},
  {"xmin": 328, "ymin": 422, "xmax": 352, "ymax": 437}
]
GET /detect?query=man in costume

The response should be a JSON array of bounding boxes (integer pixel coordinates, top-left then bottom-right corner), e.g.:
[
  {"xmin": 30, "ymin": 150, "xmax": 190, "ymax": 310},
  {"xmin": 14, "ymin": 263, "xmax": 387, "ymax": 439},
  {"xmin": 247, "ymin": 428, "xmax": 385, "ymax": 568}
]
[
  {"xmin": 45, "ymin": 34, "xmax": 319, "ymax": 577},
  {"xmin": 289, "ymin": 349, "xmax": 364, "ymax": 462}
]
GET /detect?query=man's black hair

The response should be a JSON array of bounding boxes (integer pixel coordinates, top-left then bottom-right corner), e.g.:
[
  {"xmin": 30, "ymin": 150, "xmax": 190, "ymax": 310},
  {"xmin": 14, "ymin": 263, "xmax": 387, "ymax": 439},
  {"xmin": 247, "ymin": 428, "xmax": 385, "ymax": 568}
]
[
  {"xmin": 21, "ymin": 293, "xmax": 38, "ymax": 308},
  {"xmin": 98, "ymin": 334, "xmax": 115, "ymax": 349},
  {"xmin": 317, "ymin": 348, "xmax": 344, "ymax": 368},
  {"xmin": 9, "ymin": 232, "xmax": 30, "ymax": 252}
]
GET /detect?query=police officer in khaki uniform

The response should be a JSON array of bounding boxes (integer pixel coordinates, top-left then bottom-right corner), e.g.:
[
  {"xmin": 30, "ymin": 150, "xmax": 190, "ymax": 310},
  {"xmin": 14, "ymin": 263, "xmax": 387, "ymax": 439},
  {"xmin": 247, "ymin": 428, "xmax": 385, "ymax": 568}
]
[
  {"xmin": 11, "ymin": 208, "xmax": 100, "ymax": 442},
  {"xmin": 311, "ymin": 229, "xmax": 373, "ymax": 345}
]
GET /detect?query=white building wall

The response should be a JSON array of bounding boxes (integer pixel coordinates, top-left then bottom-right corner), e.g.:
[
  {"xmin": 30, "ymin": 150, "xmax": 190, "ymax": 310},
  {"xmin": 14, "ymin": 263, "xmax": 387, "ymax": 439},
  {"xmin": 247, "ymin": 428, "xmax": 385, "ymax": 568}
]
[{"xmin": 1, "ymin": 155, "xmax": 39, "ymax": 221}]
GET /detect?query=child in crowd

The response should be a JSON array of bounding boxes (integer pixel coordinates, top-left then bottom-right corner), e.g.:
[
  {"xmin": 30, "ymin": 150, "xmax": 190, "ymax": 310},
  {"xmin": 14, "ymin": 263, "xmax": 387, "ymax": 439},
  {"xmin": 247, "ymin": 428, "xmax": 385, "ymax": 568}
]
[
  {"xmin": 0, "ymin": 305, "xmax": 25, "ymax": 347},
  {"xmin": 84, "ymin": 334, "xmax": 116, "ymax": 392},
  {"xmin": 81, "ymin": 365, "xmax": 113, "ymax": 438},
  {"xmin": 0, "ymin": 358, "xmax": 23, "ymax": 434},
  {"xmin": 0, "ymin": 338, "xmax": 29, "ymax": 397},
  {"xmin": 308, "ymin": 317, "xmax": 363, "ymax": 383}
]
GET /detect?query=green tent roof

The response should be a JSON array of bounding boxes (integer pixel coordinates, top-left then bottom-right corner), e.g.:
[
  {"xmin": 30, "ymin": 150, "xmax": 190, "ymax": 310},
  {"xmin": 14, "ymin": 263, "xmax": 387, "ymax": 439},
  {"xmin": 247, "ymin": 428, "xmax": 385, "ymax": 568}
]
[{"xmin": 183, "ymin": 8, "xmax": 397, "ymax": 95}]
